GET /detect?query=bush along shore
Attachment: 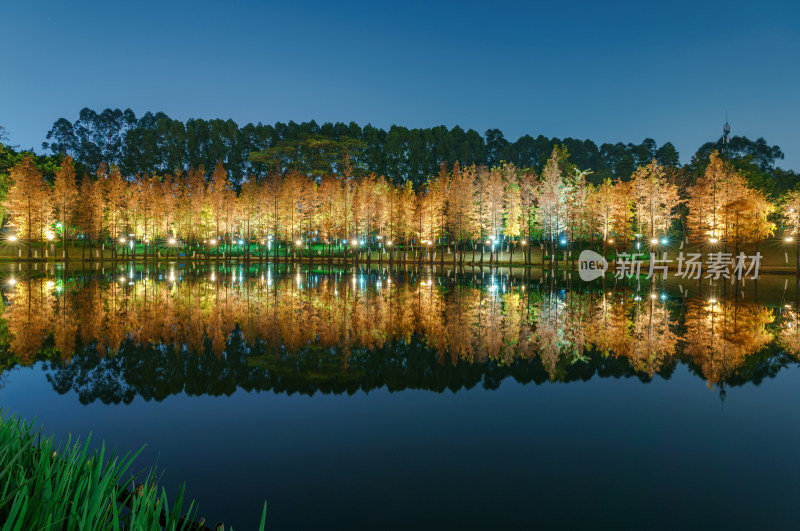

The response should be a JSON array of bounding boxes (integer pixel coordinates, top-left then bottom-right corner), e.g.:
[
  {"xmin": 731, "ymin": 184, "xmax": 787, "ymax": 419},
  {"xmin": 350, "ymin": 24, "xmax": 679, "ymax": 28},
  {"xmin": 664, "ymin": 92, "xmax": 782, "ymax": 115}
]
[{"xmin": 0, "ymin": 412, "xmax": 266, "ymax": 530}]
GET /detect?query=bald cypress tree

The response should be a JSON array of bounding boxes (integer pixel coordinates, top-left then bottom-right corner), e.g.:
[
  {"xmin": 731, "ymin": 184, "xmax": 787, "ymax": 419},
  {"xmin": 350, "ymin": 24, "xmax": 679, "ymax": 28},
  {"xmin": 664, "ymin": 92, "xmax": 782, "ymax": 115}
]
[{"xmin": 53, "ymin": 155, "xmax": 78, "ymax": 259}]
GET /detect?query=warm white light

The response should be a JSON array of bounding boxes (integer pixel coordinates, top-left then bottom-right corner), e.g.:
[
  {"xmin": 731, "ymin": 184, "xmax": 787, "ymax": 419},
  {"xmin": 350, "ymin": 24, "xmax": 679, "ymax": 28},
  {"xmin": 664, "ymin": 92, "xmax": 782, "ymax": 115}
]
[
  {"xmin": 296, "ymin": 240, "xmax": 302, "ymax": 246},
  {"xmin": 119, "ymin": 237, "xmax": 126, "ymax": 244},
  {"xmin": 386, "ymin": 241, "xmax": 393, "ymax": 246},
  {"xmin": 608, "ymin": 239, "xmax": 614, "ymax": 244},
  {"xmin": 210, "ymin": 239, "xmax": 217, "ymax": 245},
  {"xmin": 8, "ymin": 235, "xmax": 17, "ymax": 242},
  {"xmin": 427, "ymin": 241, "xmax": 432, "ymax": 246},
  {"xmin": 786, "ymin": 237, "xmax": 794, "ymax": 243},
  {"xmin": 520, "ymin": 240, "xmax": 527, "ymax": 245},
  {"xmin": 8, "ymin": 278, "xmax": 16, "ymax": 286},
  {"xmin": 709, "ymin": 298, "xmax": 717, "ymax": 304},
  {"xmin": 650, "ymin": 293, "xmax": 657, "ymax": 300},
  {"xmin": 144, "ymin": 239, "xmax": 149, "ymax": 244},
  {"xmin": 485, "ymin": 240, "xmax": 491, "ymax": 245},
  {"xmin": 46, "ymin": 231, "xmax": 55, "ymax": 240},
  {"xmin": 119, "ymin": 275, "xmax": 126, "ymax": 283},
  {"xmin": 168, "ymin": 238, "xmax": 176, "ymax": 245},
  {"xmin": 709, "ymin": 237, "xmax": 719, "ymax": 244},
  {"xmin": 351, "ymin": 239, "xmax": 358, "ymax": 246},
  {"xmin": 650, "ymin": 239, "xmax": 659, "ymax": 245}
]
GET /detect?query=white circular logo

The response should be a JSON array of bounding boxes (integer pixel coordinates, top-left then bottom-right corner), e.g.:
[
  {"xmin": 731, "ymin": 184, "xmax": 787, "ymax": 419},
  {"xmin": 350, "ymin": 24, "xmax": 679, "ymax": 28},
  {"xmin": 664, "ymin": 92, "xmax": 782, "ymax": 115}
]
[{"xmin": 578, "ymin": 250, "xmax": 608, "ymax": 281}]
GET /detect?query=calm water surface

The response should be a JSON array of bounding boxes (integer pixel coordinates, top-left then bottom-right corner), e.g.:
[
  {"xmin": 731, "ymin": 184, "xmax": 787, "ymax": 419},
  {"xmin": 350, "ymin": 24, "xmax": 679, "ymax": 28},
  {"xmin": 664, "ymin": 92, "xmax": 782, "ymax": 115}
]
[{"xmin": 1, "ymin": 262, "xmax": 799, "ymax": 529}]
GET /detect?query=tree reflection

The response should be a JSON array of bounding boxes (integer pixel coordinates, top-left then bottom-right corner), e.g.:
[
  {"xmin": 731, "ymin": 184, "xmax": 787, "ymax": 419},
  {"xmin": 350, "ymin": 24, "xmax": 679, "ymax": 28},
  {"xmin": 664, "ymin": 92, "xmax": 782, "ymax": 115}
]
[
  {"xmin": 0, "ymin": 267, "xmax": 792, "ymax": 402},
  {"xmin": 683, "ymin": 298, "xmax": 774, "ymax": 387}
]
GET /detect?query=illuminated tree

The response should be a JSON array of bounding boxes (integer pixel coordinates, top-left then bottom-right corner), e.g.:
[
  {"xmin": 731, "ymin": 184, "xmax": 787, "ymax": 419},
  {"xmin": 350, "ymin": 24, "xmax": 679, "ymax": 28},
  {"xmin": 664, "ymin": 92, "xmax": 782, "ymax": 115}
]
[
  {"xmin": 155, "ymin": 175, "xmax": 178, "ymax": 251},
  {"xmin": 564, "ymin": 168, "xmax": 591, "ymax": 256},
  {"xmin": 277, "ymin": 169, "xmax": 310, "ymax": 258},
  {"xmin": 473, "ymin": 165, "xmax": 488, "ymax": 263},
  {"xmin": 503, "ymin": 165, "xmax": 523, "ymax": 262},
  {"xmin": 136, "ymin": 173, "xmax": 160, "ymax": 258},
  {"xmin": 53, "ymin": 155, "xmax": 78, "ymax": 258},
  {"xmin": 208, "ymin": 160, "xmax": 233, "ymax": 250},
  {"xmin": 76, "ymin": 174, "xmax": 104, "ymax": 259},
  {"xmin": 687, "ymin": 151, "xmax": 742, "ymax": 242},
  {"xmin": 630, "ymin": 159, "xmax": 682, "ymax": 242},
  {"xmin": 239, "ymin": 178, "xmax": 261, "ymax": 258},
  {"xmin": 5, "ymin": 154, "xmax": 53, "ymax": 257},
  {"xmin": 780, "ymin": 190, "xmax": 800, "ymax": 273},
  {"xmin": 397, "ymin": 180, "xmax": 415, "ymax": 260},
  {"xmin": 483, "ymin": 167, "xmax": 505, "ymax": 262},
  {"xmin": 102, "ymin": 163, "xmax": 127, "ymax": 243},
  {"xmin": 184, "ymin": 165, "xmax": 206, "ymax": 243},
  {"xmin": 519, "ymin": 169, "xmax": 539, "ymax": 263},
  {"xmin": 261, "ymin": 170, "xmax": 282, "ymax": 260},
  {"xmin": 726, "ymin": 187, "xmax": 776, "ymax": 253},
  {"xmin": 610, "ymin": 180, "xmax": 634, "ymax": 249},
  {"xmin": 447, "ymin": 162, "xmax": 476, "ymax": 265},
  {"xmin": 373, "ymin": 175, "xmax": 392, "ymax": 254},
  {"xmin": 538, "ymin": 147, "xmax": 569, "ymax": 261},
  {"xmin": 318, "ymin": 174, "xmax": 341, "ymax": 257},
  {"xmin": 589, "ymin": 178, "xmax": 617, "ymax": 256}
]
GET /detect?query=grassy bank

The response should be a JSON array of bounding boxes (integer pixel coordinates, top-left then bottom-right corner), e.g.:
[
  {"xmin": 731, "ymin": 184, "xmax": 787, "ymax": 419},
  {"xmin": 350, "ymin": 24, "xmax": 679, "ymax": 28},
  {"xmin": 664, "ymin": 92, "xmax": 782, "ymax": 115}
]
[{"xmin": 0, "ymin": 412, "xmax": 266, "ymax": 530}]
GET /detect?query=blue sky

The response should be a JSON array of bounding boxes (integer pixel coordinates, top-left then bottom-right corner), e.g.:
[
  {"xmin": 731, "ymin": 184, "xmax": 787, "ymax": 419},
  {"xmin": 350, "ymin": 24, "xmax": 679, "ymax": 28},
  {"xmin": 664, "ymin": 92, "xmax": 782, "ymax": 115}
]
[{"xmin": 2, "ymin": 0, "xmax": 798, "ymax": 169}]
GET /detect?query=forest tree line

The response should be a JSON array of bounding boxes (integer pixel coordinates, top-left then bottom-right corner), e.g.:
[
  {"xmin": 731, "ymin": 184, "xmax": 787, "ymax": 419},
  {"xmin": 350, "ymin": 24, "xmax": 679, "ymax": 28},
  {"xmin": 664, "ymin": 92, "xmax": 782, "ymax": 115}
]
[
  {"xmin": 37, "ymin": 108, "xmax": 796, "ymax": 194},
  {"xmin": 1, "ymin": 113, "xmax": 799, "ymax": 263},
  {"xmin": 2, "ymin": 138, "xmax": 799, "ymax": 265}
]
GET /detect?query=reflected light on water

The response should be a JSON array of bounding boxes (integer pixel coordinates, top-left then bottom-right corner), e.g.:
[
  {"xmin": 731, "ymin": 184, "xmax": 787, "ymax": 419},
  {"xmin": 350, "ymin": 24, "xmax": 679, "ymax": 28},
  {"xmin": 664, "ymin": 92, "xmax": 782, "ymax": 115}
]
[{"xmin": 0, "ymin": 265, "xmax": 793, "ymax": 396}]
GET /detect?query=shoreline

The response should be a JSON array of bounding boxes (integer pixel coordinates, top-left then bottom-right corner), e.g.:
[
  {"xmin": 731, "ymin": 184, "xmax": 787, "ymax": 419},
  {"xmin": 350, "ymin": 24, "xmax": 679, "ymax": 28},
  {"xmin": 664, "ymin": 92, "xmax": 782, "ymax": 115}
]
[{"xmin": 3, "ymin": 255, "xmax": 799, "ymax": 275}]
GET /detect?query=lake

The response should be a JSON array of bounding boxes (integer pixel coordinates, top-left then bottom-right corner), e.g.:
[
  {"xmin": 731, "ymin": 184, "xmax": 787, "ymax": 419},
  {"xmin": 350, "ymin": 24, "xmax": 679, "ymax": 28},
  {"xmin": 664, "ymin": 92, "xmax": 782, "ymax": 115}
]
[{"xmin": 1, "ymin": 262, "xmax": 799, "ymax": 529}]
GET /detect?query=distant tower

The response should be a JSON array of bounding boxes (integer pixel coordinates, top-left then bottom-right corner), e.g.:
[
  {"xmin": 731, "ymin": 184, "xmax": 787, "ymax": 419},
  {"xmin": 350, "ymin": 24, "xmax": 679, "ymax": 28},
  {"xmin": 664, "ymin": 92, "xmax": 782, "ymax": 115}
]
[{"xmin": 722, "ymin": 114, "xmax": 731, "ymax": 158}]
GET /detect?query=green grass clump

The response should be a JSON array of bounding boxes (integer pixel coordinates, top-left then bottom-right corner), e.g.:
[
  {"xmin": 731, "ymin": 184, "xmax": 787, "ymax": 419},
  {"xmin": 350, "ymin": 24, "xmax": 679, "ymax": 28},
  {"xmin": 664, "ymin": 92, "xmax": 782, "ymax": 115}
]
[{"xmin": 0, "ymin": 411, "xmax": 266, "ymax": 530}]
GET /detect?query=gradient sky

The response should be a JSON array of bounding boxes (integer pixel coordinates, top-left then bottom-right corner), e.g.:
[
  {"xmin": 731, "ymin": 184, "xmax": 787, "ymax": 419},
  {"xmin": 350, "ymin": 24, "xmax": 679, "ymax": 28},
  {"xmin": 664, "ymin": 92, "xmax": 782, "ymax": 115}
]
[{"xmin": 2, "ymin": 0, "xmax": 798, "ymax": 169}]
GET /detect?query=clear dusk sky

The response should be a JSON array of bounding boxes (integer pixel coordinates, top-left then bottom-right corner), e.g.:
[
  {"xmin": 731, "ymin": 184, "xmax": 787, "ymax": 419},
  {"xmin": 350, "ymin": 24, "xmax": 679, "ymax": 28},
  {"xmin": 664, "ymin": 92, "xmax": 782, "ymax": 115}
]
[{"xmin": 1, "ymin": 0, "xmax": 798, "ymax": 169}]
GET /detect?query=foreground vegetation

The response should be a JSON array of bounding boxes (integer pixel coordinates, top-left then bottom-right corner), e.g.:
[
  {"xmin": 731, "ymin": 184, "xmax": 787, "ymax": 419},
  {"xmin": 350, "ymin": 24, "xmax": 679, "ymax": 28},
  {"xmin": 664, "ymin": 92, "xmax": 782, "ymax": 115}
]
[{"xmin": 0, "ymin": 412, "xmax": 266, "ymax": 530}]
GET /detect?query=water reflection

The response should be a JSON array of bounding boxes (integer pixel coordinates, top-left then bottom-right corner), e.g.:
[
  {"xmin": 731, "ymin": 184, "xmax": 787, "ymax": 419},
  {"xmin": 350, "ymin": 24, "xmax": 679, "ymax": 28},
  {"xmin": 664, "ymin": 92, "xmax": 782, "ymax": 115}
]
[{"xmin": 0, "ymin": 264, "xmax": 795, "ymax": 403}]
